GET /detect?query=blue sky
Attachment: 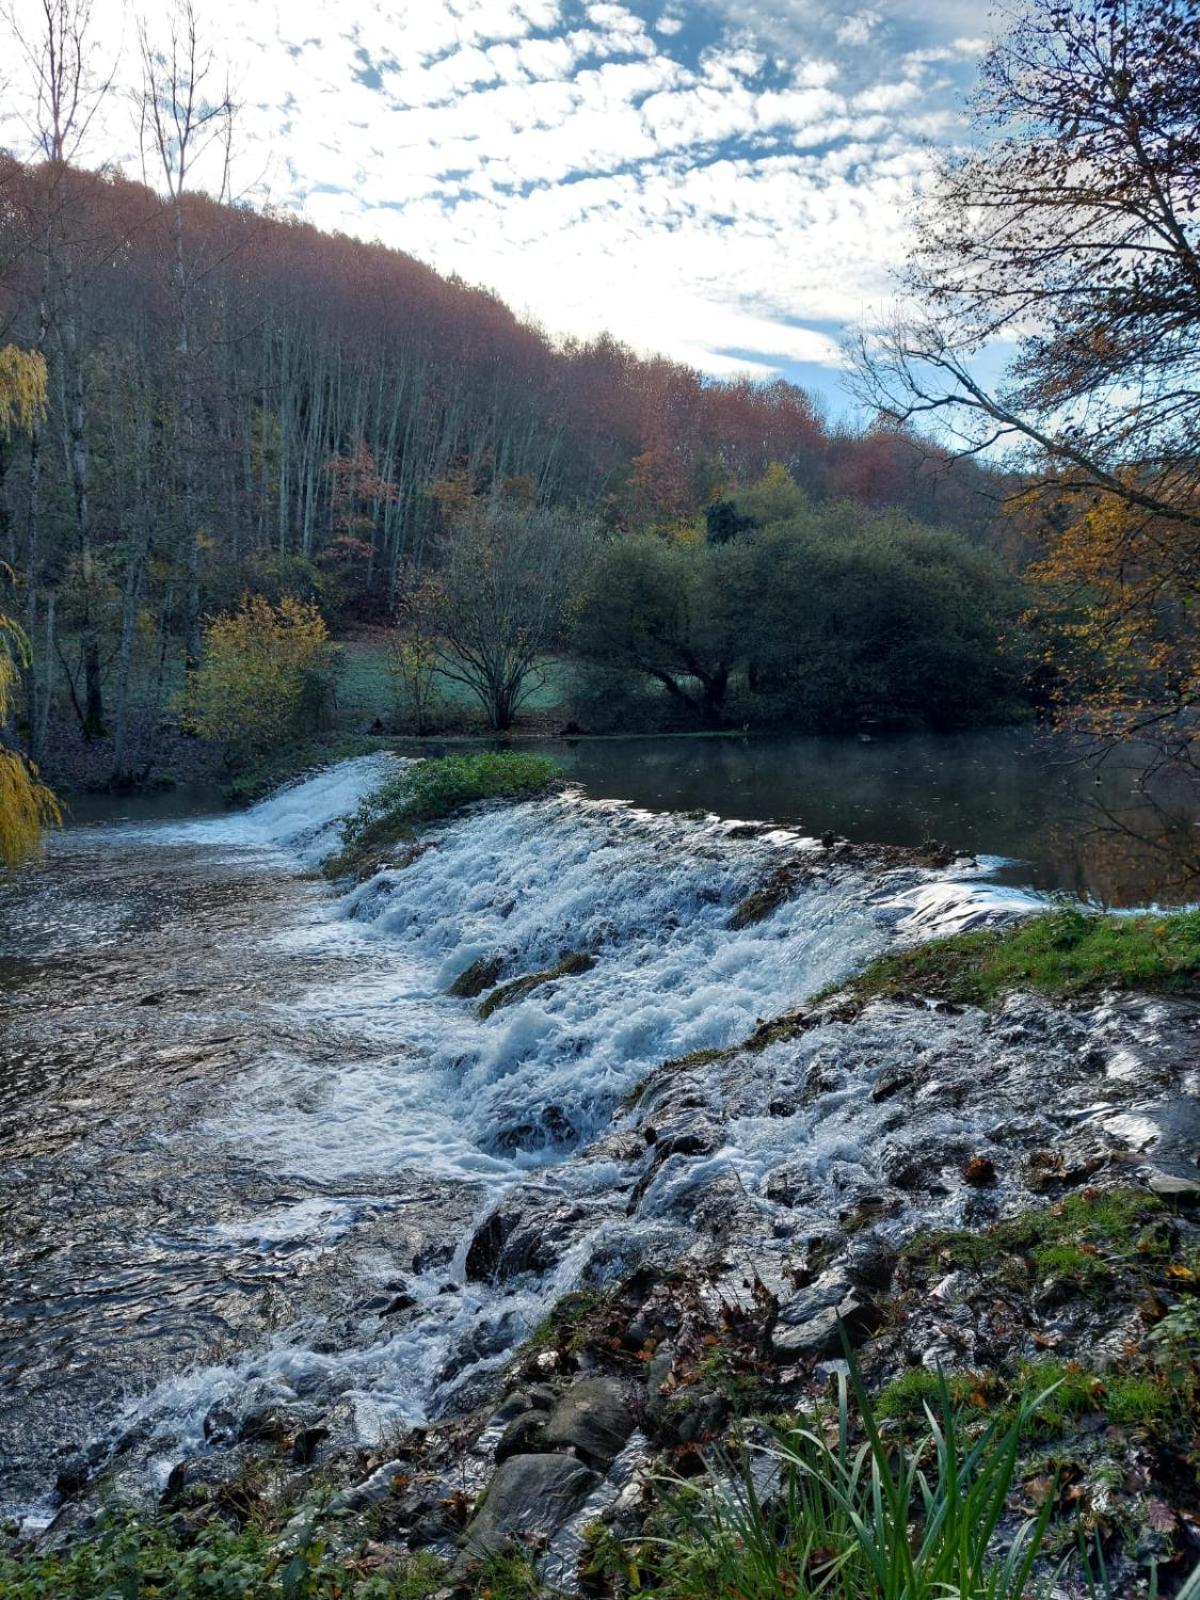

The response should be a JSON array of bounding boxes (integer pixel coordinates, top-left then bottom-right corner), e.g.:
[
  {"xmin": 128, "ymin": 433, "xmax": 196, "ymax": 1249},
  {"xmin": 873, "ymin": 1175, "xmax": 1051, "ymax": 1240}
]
[{"xmin": 3, "ymin": 0, "xmax": 995, "ymax": 416}]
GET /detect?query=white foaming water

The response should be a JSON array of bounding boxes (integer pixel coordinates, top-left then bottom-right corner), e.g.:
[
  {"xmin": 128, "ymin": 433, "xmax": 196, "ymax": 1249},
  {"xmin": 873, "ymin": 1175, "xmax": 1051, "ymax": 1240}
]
[
  {"xmin": 214, "ymin": 795, "xmax": 891, "ymax": 1187},
  {"xmin": 100, "ymin": 761, "xmax": 1046, "ymax": 1480},
  {"xmin": 140, "ymin": 754, "xmax": 401, "ymax": 863}
]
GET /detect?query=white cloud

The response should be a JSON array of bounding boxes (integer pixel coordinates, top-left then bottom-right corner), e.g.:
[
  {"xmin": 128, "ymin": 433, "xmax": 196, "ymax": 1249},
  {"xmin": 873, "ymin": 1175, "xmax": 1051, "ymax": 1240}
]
[{"xmin": 0, "ymin": 0, "xmax": 990, "ymax": 380}]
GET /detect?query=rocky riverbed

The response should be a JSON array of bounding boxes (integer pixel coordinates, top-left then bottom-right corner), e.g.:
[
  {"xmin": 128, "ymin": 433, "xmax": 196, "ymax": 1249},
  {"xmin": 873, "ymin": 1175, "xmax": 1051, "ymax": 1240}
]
[{"xmin": 3, "ymin": 761, "xmax": 1199, "ymax": 1596}]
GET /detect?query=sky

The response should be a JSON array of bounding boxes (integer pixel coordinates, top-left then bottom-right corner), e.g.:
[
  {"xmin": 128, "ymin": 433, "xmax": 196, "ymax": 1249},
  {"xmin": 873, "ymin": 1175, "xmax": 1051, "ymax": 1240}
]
[{"xmin": 0, "ymin": 0, "xmax": 996, "ymax": 413}]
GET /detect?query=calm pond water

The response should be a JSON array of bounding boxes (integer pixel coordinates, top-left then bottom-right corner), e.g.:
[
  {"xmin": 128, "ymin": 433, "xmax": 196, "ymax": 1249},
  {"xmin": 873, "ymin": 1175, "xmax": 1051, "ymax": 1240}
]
[
  {"xmin": 53, "ymin": 728, "xmax": 1200, "ymax": 907},
  {"xmin": 512, "ymin": 729, "xmax": 1199, "ymax": 908}
]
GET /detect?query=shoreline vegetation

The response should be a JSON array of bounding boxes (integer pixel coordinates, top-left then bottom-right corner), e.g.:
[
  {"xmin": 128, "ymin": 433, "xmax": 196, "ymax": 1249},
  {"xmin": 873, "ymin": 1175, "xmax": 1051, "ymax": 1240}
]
[{"xmin": 4, "ymin": 761, "xmax": 1199, "ymax": 1597}]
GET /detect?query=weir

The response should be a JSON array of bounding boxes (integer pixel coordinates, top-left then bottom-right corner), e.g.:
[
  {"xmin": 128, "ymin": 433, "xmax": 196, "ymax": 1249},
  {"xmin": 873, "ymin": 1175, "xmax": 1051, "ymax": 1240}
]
[{"xmin": 0, "ymin": 759, "xmax": 1050, "ymax": 1525}]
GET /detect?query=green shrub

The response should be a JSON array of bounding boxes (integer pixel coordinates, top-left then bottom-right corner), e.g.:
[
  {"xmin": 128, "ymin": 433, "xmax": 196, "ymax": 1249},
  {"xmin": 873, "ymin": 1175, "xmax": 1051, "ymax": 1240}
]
[{"xmin": 326, "ymin": 752, "xmax": 558, "ymax": 877}]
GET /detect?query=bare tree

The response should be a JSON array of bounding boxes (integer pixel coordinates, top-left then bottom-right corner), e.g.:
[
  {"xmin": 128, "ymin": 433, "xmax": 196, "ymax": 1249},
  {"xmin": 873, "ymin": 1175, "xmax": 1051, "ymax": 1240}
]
[
  {"xmin": 137, "ymin": 0, "xmax": 234, "ymax": 665},
  {"xmin": 852, "ymin": 0, "xmax": 1200, "ymax": 530},
  {"xmin": 430, "ymin": 500, "xmax": 592, "ymax": 731},
  {"xmin": 3, "ymin": 0, "xmax": 115, "ymax": 741}
]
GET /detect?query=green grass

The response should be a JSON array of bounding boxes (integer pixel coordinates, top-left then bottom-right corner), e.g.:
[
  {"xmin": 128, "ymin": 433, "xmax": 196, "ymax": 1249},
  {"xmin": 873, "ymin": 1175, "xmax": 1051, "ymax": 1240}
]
[
  {"xmin": 834, "ymin": 906, "xmax": 1200, "ymax": 1009},
  {"xmin": 906, "ymin": 1188, "xmax": 1166, "ymax": 1286},
  {"xmin": 876, "ymin": 1357, "xmax": 1175, "ymax": 1437},
  {"xmin": 647, "ymin": 1358, "xmax": 1057, "ymax": 1600},
  {"xmin": 325, "ymin": 752, "xmax": 558, "ymax": 878},
  {"xmin": 0, "ymin": 1511, "xmax": 447, "ymax": 1599}
]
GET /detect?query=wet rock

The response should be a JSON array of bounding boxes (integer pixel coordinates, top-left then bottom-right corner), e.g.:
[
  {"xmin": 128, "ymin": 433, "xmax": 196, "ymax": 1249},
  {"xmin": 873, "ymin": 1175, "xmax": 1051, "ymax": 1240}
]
[
  {"xmin": 462, "ymin": 1453, "xmax": 601, "ymax": 1561},
  {"xmin": 327, "ymin": 1459, "xmax": 407, "ymax": 1515},
  {"xmin": 640, "ymin": 1116, "xmax": 718, "ymax": 1161},
  {"xmin": 1145, "ymin": 1167, "xmax": 1200, "ymax": 1201},
  {"xmin": 542, "ymin": 1378, "xmax": 636, "ymax": 1470},
  {"xmin": 464, "ymin": 1196, "xmax": 589, "ymax": 1283},
  {"xmin": 644, "ymin": 1345, "xmax": 675, "ymax": 1422},
  {"xmin": 448, "ymin": 955, "xmax": 505, "ymax": 999},
  {"xmin": 772, "ymin": 1279, "xmax": 877, "ymax": 1361},
  {"xmin": 776, "ymin": 1267, "xmax": 852, "ymax": 1321},
  {"xmin": 292, "ymin": 1425, "xmax": 329, "ymax": 1466},
  {"xmin": 963, "ymin": 1155, "xmax": 997, "ymax": 1187},
  {"xmin": 237, "ymin": 1403, "xmax": 298, "ymax": 1444},
  {"xmin": 477, "ymin": 953, "xmax": 596, "ymax": 1019},
  {"xmin": 764, "ymin": 1165, "xmax": 820, "ymax": 1208},
  {"xmin": 54, "ymin": 1454, "xmax": 91, "ymax": 1499},
  {"xmin": 843, "ymin": 1231, "xmax": 898, "ymax": 1292},
  {"xmin": 871, "ymin": 1066, "xmax": 912, "ymax": 1103},
  {"xmin": 490, "ymin": 1104, "xmax": 578, "ymax": 1155},
  {"xmin": 495, "ymin": 1412, "xmax": 547, "ymax": 1463}
]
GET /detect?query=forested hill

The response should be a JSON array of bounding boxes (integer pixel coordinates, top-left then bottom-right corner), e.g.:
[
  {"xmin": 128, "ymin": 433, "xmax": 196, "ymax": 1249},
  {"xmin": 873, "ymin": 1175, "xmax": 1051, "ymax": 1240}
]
[{"xmin": 0, "ymin": 155, "xmax": 1002, "ymax": 639}]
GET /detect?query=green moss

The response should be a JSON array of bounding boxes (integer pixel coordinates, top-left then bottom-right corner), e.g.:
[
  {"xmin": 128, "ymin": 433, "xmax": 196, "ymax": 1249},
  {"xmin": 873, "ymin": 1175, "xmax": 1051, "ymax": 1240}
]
[
  {"xmin": 326, "ymin": 753, "xmax": 558, "ymax": 878},
  {"xmin": 874, "ymin": 1367, "xmax": 989, "ymax": 1423},
  {"xmin": 0, "ymin": 1510, "xmax": 447, "ymax": 1599},
  {"xmin": 907, "ymin": 1188, "xmax": 1165, "ymax": 1288},
  {"xmin": 829, "ymin": 906, "xmax": 1200, "ymax": 1009},
  {"xmin": 523, "ymin": 1286, "xmax": 612, "ymax": 1354},
  {"xmin": 476, "ymin": 951, "xmax": 595, "ymax": 1019}
]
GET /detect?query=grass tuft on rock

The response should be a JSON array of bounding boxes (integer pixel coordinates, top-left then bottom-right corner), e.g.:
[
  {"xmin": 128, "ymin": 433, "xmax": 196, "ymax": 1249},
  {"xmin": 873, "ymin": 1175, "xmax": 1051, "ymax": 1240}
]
[
  {"xmin": 906, "ymin": 1187, "xmax": 1166, "ymax": 1283},
  {"xmin": 326, "ymin": 753, "xmax": 558, "ymax": 878},
  {"xmin": 833, "ymin": 905, "xmax": 1200, "ymax": 1009}
]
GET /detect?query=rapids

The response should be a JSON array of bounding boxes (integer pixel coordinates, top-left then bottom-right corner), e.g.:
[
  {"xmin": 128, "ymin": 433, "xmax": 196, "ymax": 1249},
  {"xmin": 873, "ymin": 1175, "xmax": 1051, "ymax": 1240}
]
[{"xmin": 0, "ymin": 758, "xmax": 1034, "ymax": 1527}]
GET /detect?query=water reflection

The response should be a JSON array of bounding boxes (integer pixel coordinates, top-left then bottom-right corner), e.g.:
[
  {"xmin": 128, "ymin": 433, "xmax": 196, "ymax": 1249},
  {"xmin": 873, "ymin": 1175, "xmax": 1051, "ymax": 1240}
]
[{"xmin": 506, "ymin": 730, "xmax": 1200, "ymax": 908}]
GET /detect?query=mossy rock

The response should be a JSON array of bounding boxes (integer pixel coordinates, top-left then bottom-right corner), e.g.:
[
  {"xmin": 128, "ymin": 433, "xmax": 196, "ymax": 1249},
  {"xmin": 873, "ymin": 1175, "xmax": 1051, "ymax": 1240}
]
[
  {"xmin": 477, "ymin": 952, "xmax": 596, "ymax": 1019},
  {"xmin": 449, "ymin": 955, "xmax": 505, "ymax": 999}
]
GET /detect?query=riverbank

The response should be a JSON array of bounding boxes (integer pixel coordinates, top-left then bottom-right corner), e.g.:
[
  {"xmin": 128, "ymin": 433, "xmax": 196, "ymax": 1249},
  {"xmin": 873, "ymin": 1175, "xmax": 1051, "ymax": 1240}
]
[
  {"xmin": 9, "ymin": 971, "xmax": 1200, "ymax": 1597},
  {"xmin": 2, "ymin": 764, "xmax": 1198, "ymax": 1596}
]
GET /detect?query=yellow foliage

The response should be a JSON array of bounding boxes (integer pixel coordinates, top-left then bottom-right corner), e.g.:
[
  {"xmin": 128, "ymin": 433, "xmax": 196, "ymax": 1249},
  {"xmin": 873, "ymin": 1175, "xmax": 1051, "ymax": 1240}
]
[
  {"xmin": 1027, "ymin": 480, "xmax": 1200, "ymax": 739},
  {"xmin": 0, "ymin": 353, "xmax": 58, "ymax": 865},
  {"xmin": 0, "ymin": 346, "xmax": 49, "ymax": 439},
  {"xmin": 0, "ymin": 609, "xmax": 61, "ymax": 867},
  {"xmin": 183, "ymin": 594, "xmax": 337, "ymax": 763}
]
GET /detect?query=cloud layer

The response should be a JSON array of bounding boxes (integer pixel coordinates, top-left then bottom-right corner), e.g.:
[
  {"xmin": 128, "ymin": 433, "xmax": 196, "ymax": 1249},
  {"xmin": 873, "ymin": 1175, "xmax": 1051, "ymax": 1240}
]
[{"xmin": 0, "ymin": 0, "xmax": 990, "ymax": 395}]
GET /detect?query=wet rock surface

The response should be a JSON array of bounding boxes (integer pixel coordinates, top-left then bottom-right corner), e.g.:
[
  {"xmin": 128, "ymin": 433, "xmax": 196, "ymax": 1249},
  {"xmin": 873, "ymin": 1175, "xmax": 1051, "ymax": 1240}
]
[{"xmin": 3, "ymin": 769, "xmax": 1200, "ymax": 1596}]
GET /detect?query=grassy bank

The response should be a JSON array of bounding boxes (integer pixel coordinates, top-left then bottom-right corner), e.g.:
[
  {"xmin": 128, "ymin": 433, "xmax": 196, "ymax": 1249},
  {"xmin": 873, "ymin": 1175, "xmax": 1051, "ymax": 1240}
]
[
  {"xmin": 833, "ymin": 904, "xmax": 1200, "ymax": 1008},
  {"xmin": 324, "ymin": 751, "xmax": 559, "ymax": 878}
]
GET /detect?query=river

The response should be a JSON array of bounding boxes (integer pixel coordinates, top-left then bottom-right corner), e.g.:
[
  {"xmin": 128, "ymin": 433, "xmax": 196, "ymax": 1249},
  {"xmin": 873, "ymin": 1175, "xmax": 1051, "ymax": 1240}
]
[{"xmin": 0, "ymin": 732, "xmax": 1194, "ymax": 1528}]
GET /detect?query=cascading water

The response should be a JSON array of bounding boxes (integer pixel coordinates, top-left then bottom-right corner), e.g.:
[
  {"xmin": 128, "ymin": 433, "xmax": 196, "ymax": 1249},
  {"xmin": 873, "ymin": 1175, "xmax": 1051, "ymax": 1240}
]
[{"xmin": 0, "ymin": 758, "xmax": 1034, "ymax": 1527}]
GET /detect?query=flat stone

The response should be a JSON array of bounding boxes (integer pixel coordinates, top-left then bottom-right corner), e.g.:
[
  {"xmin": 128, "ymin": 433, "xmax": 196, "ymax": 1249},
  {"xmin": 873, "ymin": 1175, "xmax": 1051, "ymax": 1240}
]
[
  {"xmin": 771, "ymin": 1291, "xmax": 876, "ymax": 1360},
  {"xmin": 461, "ymin": 1453, "xmax": 600, "ymax": 1560},
  {"xmin": 776, "ymin": 1268, "xmax": 852, "ymax": 1326},
  {"xmin": 1145, "ymin": 1166, "xmax": 1200, "ymax": 1200},
  {"xmin": 542, "ymin": 1377, "xmax": 636, "ymax": 1470}
]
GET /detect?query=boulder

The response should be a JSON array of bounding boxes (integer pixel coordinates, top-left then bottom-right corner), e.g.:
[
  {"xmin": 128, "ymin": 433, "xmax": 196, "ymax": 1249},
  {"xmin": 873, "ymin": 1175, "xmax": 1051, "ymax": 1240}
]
[
  {"xmin": 461, "ymin": 1453, "xmax": 600, "ymax": 1560},
  {"xmin": 541, "ymin": 1377, "xmax": 635, "ymax": 1470},
  {"xmin": 495, "ymin": 1412, "xmax": 547, "ymax": 1463},
  {"xmin": 464, "ymin": 1196, "xmax": 589, "ymax": 1283}
]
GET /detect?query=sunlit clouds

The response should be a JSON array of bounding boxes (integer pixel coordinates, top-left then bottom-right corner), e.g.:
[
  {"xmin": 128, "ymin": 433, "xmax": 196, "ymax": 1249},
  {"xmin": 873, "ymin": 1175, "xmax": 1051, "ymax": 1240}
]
[{"xmin": 0, "ymin": 0, "xmax": 991, "ymax": 395}]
